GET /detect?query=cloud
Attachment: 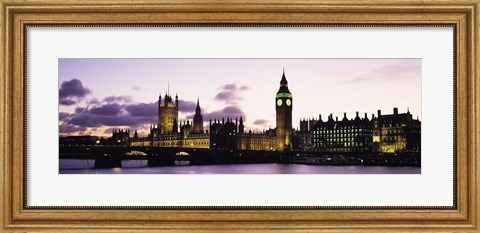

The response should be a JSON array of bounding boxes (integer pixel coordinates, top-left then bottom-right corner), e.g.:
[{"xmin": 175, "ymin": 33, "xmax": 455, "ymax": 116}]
[
  {"xmin": 223, "ymin": 84, "xmax": 236, "ymax": 90},
  {"xmin": 131, "ymin": 86, "xmax": 142, "ymax": 91},
  {"xmin": 189, "ymin": 84, "xmax": 250, "ymax": 123},
  {"xmin": 89, "ymin": 103, "xmax": 123, "ymax": 116},
  {"xmin": 342, "ymin": 61, "xmax": 421, "ymax": 84},
  {"xmin": 103, "ymin": 96, "xmax": 132, "ymax": 103},
  {"xmin": 60, "ymin": 82, "xmax": 157, "ymax": 135},
  {"xmin": 213, "ymin": 83, "xmax": 249, "ymax": 104},
  {"xmin": 178, "ymin": 100, "xmax": 197, "ymax": 113},
  {"xmin": 88, "ymin": 98, "xmax": 100, "ymax": 105},
  {"xmin": 59, "ymin": 112, "xmax": 70, "ymax": 121},
  {"xmin": 59, "ymin": 79, "xmax": 91, "ymax": 98},
  {"xmin": 68, "ymin": 113, "xmax": 156, "ymax": 128},
  {"xmin": 59, "ymin": 99, "xmax": 76, "ymax": 106},
  {"xmin": 126, "ymin": 102, "xmax": 157, "ymax": 117},
  {"xmin": 214, "ymin": 91, "xmax": 237, "ymax": 102},
  {"xmin": 103, "ymin": 127, "xmax": 116, "ymax": 134},
  {"xmin": 199, "ymin": 106, "xmax": 245, "ymax": 121},
  {"xmin": 59, "ymin": 124, "xmax": 87, "ymax": 134},
  {"xmin": 59, "ymin": 79, "xmax": 91, "ymax": 105},
  {"xmin": 67, "ymin": 114, "xmax": 103, "ymax": 127},
  {"xmin": 253, "ymin": 119, "xmax": 268, "ymax": 125},
  {"xmin": 67, "ymin": 100, "xmax": 155, "ymax": 129},
  {"xmin": 74, "ymin": 107, "xmax": 87, "ymax": 114}
]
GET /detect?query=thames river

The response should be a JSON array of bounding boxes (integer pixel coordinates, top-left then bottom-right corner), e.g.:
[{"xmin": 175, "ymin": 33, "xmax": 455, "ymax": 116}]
[{"xmin": 59, "ymin": 159, "xmax": 421, "ymax": 174}]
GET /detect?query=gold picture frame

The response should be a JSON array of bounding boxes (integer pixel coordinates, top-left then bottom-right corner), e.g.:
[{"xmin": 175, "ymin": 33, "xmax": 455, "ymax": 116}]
[{"xmin": 1, "ymin": 0, "xmax": 479, "ymax": 231}]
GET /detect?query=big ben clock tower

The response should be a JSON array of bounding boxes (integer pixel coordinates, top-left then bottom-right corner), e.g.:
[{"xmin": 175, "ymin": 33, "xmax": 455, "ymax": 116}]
[{"xmin": 275, "ymin": 70, "xmax": 293, "ymax": 151}]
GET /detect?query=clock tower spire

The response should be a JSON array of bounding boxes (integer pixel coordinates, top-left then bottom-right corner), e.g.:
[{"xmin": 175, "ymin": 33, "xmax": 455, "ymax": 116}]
[{"xmin": 275, "ymin": 69, "xmax": 293, "ymax": 151}]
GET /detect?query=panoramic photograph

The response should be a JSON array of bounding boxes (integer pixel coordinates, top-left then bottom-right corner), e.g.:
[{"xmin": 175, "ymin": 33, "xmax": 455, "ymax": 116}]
[{"xmin": 59, "ymin": 58, "xmax": 422, "ymax": 174}]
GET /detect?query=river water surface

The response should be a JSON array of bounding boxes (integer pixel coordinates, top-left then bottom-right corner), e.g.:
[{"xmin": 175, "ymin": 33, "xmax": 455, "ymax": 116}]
[{"xmin": 59, "ymin": 159, "xmax": 421, "ymax": 174}]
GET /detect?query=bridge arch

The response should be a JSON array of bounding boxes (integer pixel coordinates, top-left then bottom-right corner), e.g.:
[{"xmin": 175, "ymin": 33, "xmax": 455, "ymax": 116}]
[{"xmin": 175, "ymin": 151, "xmax": 190, "ymax": 156}]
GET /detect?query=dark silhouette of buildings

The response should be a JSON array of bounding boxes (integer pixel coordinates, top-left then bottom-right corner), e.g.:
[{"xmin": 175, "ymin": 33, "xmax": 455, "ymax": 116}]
[
  {"xmin": 210, "ymin": 117, "xmax": 240, "ymax": 150},
  {"xmin": 208, "ymin": 117, "xmax": 277, "ymax": 151},
  {"xmin": 110, "ymin": 128, "xmax": 131, "ymax": 146},
  {"xmin": 59, "ymin": 135, "xmax": 101, "ymax": 146}
]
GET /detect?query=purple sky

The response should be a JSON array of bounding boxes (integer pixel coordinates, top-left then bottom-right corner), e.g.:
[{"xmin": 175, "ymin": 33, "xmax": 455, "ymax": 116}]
[{"xmin": 59, "ymin": 58, "xmax": 421, "ymax": 137}]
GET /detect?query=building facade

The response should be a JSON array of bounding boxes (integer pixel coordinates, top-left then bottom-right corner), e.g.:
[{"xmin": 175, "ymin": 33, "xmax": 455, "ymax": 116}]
[
  {"xmin": 237, "ymin": 129, "xmax": 276, "ymax": 151},
  {"xmin": 372, "ymin": 108, "xmax": 421, "ymax": 153},
  {"xmin": 131, "ymin": 94, "xmax": 210, "ymax": 149},
  {"xmin": 311, "ymin": 112, "xmax": 373, "ymax": 153},
  {"xmin": 157, "ymin": 93, "xmax": 178, "ymax": 134},
  {"xmin": 209, "ymin": 117, "xmax": 277, "ymax": 151},
  {"xmin": 210, "ymin": 118, "xmax": 239, "ymax": 150},
  {"xmin": 310, "ymin": 108, "xmax": 421, "ymax": 154}
]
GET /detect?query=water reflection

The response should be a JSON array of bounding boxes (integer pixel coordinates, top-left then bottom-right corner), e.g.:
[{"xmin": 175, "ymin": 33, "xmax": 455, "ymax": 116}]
[{"xmin": 59, "ymin": 159, "xmax": 421, "ymax": 174}]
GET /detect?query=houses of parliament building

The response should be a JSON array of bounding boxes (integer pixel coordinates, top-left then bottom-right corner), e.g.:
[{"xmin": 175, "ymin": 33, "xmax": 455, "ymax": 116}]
[{"xmin": 130, "ymin": 70, "xmax": 293, "ymax": 151}]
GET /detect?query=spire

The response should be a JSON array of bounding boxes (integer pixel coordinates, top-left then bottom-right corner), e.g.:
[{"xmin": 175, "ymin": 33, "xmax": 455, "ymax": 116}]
[
  {"xmin": 280, "ymin": 68, "xmax": 288, "ymax": 86},
  {"xmin": 195, "ymin": 97, "xmax": 201, "ymax": 114},
  {"xmin": 238, "ymin": 116, "xmax": 244, "ymax": 134},
  {"xmin": 277, "ymin": 69, "xmax": 291, "ymax": 95}
]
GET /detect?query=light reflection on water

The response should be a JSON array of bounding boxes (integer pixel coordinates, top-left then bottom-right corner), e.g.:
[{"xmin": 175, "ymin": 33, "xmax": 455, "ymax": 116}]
[{"xmin": 59, "ymin": 159, "xmax": 421, "ymax": 174}]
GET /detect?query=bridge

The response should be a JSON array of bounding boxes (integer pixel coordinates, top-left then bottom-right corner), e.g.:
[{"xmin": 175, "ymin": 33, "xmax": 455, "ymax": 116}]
[
  {"xmin": 60, "ymin": 145, "xmax": 420, "ymax": 168},
  {"xmin": 60, "ymin": 145, "xmax": 282, "ymax": 168}
]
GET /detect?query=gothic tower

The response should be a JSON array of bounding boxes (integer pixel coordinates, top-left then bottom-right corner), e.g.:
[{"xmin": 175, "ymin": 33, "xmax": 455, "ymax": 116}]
[
  {"xmin": 158, "ymin": 92, "xmax": 179, "ymax": 134},
  {"xmin": 192, "ymin": 98, "xmax": 204, "ymax": 134},
  {"xmin": 275, "ymin": 69, "xmax": 293, "ymax": 151},
  {"xmin": 238, "ymin": 116, "xmax": 245, "ymax": 134}
]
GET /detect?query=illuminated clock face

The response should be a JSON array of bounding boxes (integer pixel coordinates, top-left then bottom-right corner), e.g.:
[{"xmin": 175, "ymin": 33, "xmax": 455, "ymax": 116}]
[
  {"xmin": 286, "ymin": 99, "xmax": 291, "ymax": 106},
  {"xmin": 277, "ymin": 99, "xmax": 283, "ymax": 106}
]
